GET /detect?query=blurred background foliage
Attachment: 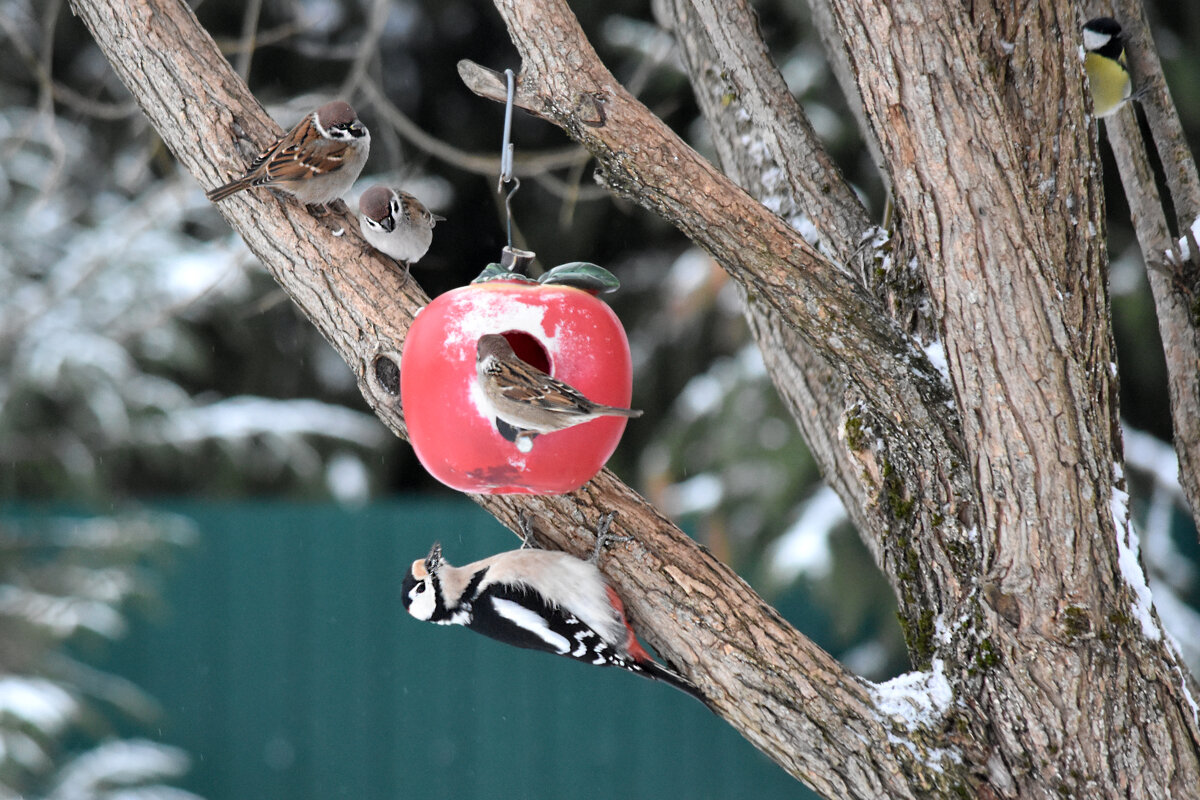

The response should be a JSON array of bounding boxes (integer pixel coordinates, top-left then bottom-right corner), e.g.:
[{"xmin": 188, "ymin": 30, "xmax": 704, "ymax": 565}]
[{"xmin": 0, "ymin": 0, "xmax": 1198, "ymax": 795}]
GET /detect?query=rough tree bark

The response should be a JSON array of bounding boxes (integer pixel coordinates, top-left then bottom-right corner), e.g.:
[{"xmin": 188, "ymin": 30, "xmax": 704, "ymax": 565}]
[
  {"xmin": 71, "ymin": 0, "xmax": 1200, "ymax": 797},
  {"xmin": 1103, "ymin": 0, "xmax": 1200, "ymax": 534}
]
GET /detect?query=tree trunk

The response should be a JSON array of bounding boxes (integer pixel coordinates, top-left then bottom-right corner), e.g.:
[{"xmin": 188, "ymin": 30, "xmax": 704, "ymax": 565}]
[{"xmin": 71, "ymin": 0, "xmax": 1200, "ymax": 796}]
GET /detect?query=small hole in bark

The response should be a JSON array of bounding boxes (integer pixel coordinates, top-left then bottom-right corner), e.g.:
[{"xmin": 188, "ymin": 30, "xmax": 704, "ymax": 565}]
[{"xmin": 373, "ymin": 355, "xmax": 400, "ymax": 396}]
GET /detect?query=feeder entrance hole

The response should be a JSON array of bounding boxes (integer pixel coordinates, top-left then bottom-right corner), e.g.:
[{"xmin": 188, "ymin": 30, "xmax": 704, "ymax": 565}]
[{"xmin": 500, "ymin": 331, "xmax": 551, "ymax": 374}]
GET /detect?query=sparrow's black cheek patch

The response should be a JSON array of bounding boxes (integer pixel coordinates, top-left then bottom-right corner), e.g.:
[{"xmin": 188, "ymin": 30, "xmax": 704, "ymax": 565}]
[{"xmin": 373, "ymin": 355, "xmax": 400, "ymax": 396}]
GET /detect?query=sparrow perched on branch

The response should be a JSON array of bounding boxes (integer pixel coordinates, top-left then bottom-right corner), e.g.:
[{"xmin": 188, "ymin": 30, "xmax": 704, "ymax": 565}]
[
  {"xmin": 206, "ymin": 100, "xmax": 370, "ymax": 209},
  {"xmin": 358, "ymin": 185, "xmax": 444, "ymax": 281},
  {"xmin": 476, "ymin": 333, "xmax": 642, "ymax": 452}
]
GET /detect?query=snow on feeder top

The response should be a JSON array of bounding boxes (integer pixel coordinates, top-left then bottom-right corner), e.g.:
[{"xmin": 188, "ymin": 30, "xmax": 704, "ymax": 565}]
[{"xmin": 401, "ymin": 251, "xmax": 638, "ymax": 495}]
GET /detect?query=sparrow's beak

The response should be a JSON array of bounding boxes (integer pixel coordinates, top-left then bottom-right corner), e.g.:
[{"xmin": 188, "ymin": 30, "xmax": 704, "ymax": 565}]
[{"xmin": 379, "ymin": 215, "xmax": 395, "ymax": 233}]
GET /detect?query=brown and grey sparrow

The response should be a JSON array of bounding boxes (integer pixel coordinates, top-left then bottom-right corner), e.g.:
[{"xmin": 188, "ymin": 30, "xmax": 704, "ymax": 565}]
[
  {"xmin": 476, "ymin": 334, "xmax": 642, "ymax": 453},
  {"xmin": 358, "ymin": 186, "xmax": 444, "ymax": 281},
  {"xmin": 206, "ymin": 100, "xmax": 370, "ymax": 208}
]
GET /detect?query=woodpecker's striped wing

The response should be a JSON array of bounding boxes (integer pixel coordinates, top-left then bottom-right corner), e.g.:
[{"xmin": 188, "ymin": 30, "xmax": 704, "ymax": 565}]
[
  {"xmin": 464, "ymin": 582, "xmax": 710, "ymax": 706},
  {"xmin": 467, "ymin": 582, "xmax": 624, "ymax": 666}
]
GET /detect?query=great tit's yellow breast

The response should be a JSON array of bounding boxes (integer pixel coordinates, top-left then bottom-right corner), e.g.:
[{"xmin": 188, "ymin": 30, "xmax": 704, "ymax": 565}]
[{"xmin": 1085, "ymin": 52, "xmax": 1132, "ymax": 118}]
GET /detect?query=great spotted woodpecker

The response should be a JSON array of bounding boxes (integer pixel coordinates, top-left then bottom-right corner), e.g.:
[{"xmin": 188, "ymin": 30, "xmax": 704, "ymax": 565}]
[{"xmin": 400, "ymin": 514, "xmax": 706, "ymax": 705}]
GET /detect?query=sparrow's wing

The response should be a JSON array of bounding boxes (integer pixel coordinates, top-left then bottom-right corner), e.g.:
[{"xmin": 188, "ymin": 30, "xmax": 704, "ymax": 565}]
[
  {"xmin": 258, "ymin": 131, "xmax": 354, "ymax": 185},
  {"xmin": 243, "ymin": 137, "xmax": 285, "ymax": 177},
  {"xmin": 492, "ymin": 360, "xmax": 595, "ymax": 415},
  {"xmin": 399, "ymin": 194, "xmax": 443, "ymax": 228}
]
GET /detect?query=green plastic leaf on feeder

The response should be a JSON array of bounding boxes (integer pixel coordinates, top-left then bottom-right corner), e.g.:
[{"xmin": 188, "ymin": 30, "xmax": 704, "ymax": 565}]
[
  {"xmin": 472, "ymin": 263, "xmax": 538, "ymax": 285},
  {"xmin": 538, "ymin": 262, "xmax": 620, "ymax": 293}
]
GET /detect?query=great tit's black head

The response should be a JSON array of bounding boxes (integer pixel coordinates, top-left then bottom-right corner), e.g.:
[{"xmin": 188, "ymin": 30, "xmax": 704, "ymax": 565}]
[{"xmin": 1083, "ymin": 17, "xmax": 1124, "ymax": 57}]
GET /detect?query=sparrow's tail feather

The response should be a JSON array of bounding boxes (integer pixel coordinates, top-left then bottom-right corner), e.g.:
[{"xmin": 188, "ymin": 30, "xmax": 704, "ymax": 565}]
[
  {"xmin": 205, "ymin": 178, "xmax": 253, "ymax": 202},
  {"xmin": 596, "ymin": 405, "xmax": 643, "ymax": 418}
]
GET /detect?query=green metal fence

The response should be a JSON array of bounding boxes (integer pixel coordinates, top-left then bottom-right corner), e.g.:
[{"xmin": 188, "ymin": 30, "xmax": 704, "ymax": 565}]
[{"xmin": 98, "ymin": 499, "xmax": 818, "ymax": 799}]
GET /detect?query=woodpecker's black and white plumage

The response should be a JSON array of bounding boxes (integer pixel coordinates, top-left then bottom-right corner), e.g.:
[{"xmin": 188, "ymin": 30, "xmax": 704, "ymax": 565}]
[{"xmin": 400, "ymin": 521, "xmax": 706, "ymax": 705}]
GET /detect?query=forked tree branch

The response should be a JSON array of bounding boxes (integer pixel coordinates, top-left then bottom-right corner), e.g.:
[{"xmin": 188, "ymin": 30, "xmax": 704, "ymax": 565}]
[
  {"xmin": 460, "ymin": 1, "xmax": 984, "ymax": 646},
  {"xmin": 655, "ymin": 0, "xmax": 978, "ymax": 658},
  {"xmin": 472, "ymin": 0, "xmax": 1196, "ymax": 795},
  {"xmin": 67, "ymin": 0, "xmax": 954, "ymax": 794}
]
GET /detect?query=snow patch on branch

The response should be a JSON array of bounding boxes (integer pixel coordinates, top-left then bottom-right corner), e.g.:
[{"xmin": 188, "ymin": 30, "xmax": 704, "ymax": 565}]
[
  {"xmin": 1113, "ymin": 427, "xmax": 1200, "ymax": 725},
  {"xmin": 922, "ymin": 339, "xmax": 950, "ymax": 384},
  {"xmin": 787, "ymin": 213, "xmax": 820, "ymax": 245},
  {"xmin": 870, "ymin": 659, "xmax": 960, "ymax": 771},
  {"xmin": 1111, "ymin": 474, "xmax": 1161, "ymax": 642},
  {"xmin": 1169, "ymin": 215, "xmax": 1200, "ymax": 260},
  {"xmin": 871, "ymin": 658, "xmax": 953, "ymax": 728}
]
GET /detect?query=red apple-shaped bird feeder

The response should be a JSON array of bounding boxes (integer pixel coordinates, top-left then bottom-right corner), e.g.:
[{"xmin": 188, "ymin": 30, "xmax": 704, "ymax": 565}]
[{"xmin": 401, "ymin": 252, "xmax": 636, "ymax": 494}]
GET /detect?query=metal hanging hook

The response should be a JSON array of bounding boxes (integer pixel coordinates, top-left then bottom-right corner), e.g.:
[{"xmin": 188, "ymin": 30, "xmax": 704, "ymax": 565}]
[
  {"xmin": 503, "ymin": 178, "xmax": 521, "ymax": 252},
  {"xmin": 498, "ymin": 69, "xmax": 515, "ymax": 190},
  {"xmin": 497, "ymin": 68, "xmax": 521, "ymax": 253}
]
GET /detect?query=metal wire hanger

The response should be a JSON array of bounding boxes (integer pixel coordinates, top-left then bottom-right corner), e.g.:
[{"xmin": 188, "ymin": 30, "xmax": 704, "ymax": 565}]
[{"xmin": 497, "ymin": 69, "xmax": 530, "ymax": 269}]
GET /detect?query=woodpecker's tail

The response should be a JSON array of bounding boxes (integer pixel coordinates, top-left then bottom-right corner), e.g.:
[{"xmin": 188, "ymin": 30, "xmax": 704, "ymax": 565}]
[
  {"xmin": 605, "ymin": 584, "xmax": 712, "ymax": 709},
  {"xmin": 635, "ymin": 658, "xmax": 713, "ymax": 709}
]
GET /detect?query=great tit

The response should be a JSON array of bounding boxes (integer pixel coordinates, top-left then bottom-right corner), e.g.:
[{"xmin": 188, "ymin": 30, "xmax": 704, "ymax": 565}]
[{"xmin": 1082, "ymin": 17, "xmax": 1133, "ymax": 118}]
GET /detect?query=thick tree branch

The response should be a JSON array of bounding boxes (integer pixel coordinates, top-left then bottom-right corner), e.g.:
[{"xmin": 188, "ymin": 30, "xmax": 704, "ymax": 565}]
[
  {"xmin": 828, "ymin": 0, "xmax": 1118, "ymax": 630},
  {"xmin": 1104, "ymin": 0, "xmax": 1200, "ymax": 535},
  {"xmin": 657, "ymin": 0, "xmax": 979, "ymax": 664},
  {"xmin": 804, "ymin": 0, "xmax": 889, "ymax": 197},
  {"xmin": 461, "ymin": 2, "xmax": 984, "ymax": 656},
  {"xmin": 67, "ymin": 0, "xmax": 958, "ymax": 794},
  {"xmin": 457, "ymin": 38, "xmax": 955, "ymax": 438},
  {"xmin": 659, "ymin": 0, "xmax": 870, "ymax": 257}
]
